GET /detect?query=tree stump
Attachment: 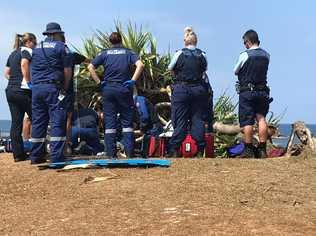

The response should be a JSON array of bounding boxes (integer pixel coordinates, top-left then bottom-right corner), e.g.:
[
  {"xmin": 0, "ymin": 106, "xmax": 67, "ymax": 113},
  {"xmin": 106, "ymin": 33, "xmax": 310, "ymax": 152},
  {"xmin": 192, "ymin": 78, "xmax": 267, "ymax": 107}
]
[{"xmin": 286, "ymin": 121, "xmax": 316, "ymax": 156}]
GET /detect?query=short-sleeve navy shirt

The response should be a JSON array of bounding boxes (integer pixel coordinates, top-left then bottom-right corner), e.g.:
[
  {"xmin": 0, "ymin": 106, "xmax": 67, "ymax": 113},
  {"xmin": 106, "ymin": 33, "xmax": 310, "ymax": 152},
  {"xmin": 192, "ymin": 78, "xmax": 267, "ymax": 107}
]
[
  {"xmin": 31, "ymin": 37, "xmax": 72, "ymax": 84},
  {"xmin": 91, "ymin": 45, "xmax": 139, "ymax": 83},
  {"xmin": 6, "ymin": 47, "xmax": 32, "ymax": 90}
]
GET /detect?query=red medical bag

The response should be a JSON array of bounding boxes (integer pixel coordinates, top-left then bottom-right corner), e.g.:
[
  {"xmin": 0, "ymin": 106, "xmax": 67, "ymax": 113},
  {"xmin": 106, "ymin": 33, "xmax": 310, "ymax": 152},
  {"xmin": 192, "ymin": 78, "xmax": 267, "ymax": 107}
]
[
  {"xmin": 204, "ymin": 133, "xmax": 214, "ymax": 158},
  {"xmin": 179, "ymin": 133, "xmax": 215, "ymax": 158},
  {"xmin": 148, "ymin": 136, "xmax": 166, "ymax": 157},
  {"xmin": 179, "ymin": 134, "xmax": 198, "ymax": 158}
]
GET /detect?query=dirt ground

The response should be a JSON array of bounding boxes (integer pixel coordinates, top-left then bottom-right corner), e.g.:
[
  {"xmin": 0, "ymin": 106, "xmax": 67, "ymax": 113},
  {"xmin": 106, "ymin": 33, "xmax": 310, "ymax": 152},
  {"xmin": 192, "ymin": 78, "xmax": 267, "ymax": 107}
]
[{"xmin": 0, "ymin": 153, "xmax": 315, "ymax": 236}]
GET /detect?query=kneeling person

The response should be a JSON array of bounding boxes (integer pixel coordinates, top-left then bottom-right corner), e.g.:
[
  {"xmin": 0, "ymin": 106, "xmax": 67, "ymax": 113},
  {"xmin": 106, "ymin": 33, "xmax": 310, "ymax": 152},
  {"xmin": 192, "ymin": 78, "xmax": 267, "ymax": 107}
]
[{"xmin": 71, "ymin": 102, "xmax": 104, "ymax": 155}]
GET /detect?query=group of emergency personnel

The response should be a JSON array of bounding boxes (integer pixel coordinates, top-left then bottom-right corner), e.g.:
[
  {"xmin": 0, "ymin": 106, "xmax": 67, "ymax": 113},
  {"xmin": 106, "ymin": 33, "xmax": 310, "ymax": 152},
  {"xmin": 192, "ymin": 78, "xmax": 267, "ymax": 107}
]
[{"xmin": 4, "ymin": 22, "xmax": 271, "ymax": 163}]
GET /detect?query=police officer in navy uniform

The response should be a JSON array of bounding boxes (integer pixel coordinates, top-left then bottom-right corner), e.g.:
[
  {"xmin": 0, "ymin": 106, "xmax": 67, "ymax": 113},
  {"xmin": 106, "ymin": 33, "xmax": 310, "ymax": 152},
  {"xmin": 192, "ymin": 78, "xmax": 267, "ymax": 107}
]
[
  {"xmin": 167, "ymin": 27, "xmax": 208, "ymax": 157},
  {"xmin": 30, "ymin": 22, "xmax": 72, "ymax": 164},
  {"xmin": 4, "ymin": 33, "xmax": 37, "ymax": 162},
  {"xmin": 88, "ymin": 32, "xmax": 144, "ymax": 158},
  {"xmin": 234, "ymin": 30, "xmax": 270, "ymax": 158}
]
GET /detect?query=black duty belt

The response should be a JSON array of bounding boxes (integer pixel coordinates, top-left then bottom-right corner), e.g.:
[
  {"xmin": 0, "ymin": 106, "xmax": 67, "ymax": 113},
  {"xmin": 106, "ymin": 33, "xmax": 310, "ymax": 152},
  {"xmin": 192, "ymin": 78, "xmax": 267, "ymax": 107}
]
[
  {"xmin": 174, "ymin": 80, "xmax": 201, "ymax": 85},
  {"xmin": 33, "ymin": 80, "xmax": 61, "ymax": 86},
  {"xmin": 238, "ymin": 83, "xmax": 269, "ymax": 93},
  {"xmin": 106, "ymin": 81, "xmax": 123, "ymax": 85}
]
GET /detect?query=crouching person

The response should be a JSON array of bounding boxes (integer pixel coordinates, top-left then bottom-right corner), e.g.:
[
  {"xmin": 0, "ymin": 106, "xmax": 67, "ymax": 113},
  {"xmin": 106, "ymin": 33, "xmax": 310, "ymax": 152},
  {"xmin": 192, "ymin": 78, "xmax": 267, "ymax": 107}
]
[
  {"xmin": 71, "ymin": 101, "xmax": 104, "ymax": 155},
  {"xmin": 234, "ymin": 30, "xmax": 271, "ymax": 158},
  {"xmin": 167, "ymin": 27, "xmax": 208, "ymax": 157}
]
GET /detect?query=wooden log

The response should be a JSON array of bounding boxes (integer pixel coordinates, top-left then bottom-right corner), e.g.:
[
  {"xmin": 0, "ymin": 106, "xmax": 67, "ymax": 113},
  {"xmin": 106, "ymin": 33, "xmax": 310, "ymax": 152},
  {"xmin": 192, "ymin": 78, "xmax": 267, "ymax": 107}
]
[
  {"xmin": 293, "ymin": 121, "xmax": 316, "ymax": 150},
  {"xmin": 286, "ymin": 121, "xmax": 316, "ymax": 156},
  {"xmin": 213, "ymin": 122, "xmax": 241, "ymax": 134}
]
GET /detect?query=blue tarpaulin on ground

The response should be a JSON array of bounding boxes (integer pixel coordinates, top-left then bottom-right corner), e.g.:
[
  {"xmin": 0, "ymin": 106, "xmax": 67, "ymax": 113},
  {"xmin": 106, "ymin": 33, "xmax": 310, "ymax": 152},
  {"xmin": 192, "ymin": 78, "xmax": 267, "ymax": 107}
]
[{"xmin": 39, "ymin": 158, "xmax": 171, "ymax": 169}]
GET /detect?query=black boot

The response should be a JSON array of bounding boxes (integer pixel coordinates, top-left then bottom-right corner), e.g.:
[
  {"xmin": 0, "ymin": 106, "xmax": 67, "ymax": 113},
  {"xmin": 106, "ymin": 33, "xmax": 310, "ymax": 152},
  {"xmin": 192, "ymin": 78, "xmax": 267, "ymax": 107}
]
[
  {"xmin": 30, "ymin": 157, "xmax": 47, "ymax": 165},
  {"xmin": 14, "ymin": 153, "xmax": 29, "ymax": 162},
  {"xmin": 73, "ymin": 141, "xmax": 87, "ymax": 154},
  {"xmin": 256, "ymin": 142, "xmax": 268, "ymax": 159},
  {"xmin": 240, "ymin": 143, "xmax": 255, "ymax": 158},
  {"xmin": 166, "ymin": 148, "xmax": 179, "ymax": 158}
]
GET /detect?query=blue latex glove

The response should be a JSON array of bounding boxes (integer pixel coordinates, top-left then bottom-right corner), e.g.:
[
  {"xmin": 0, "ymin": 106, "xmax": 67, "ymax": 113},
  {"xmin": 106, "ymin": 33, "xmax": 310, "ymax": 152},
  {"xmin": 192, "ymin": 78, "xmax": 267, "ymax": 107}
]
[
  {"xmin": 27, "ymin": 82, "xmax": 33, "ymax": 90},
  {"xmin": 122, "ymin": 80, "xmax": 136, "ymax": 88},
  {"xmin": 100, "ymin": 81, "xmax": 107, "ymax": 89}
]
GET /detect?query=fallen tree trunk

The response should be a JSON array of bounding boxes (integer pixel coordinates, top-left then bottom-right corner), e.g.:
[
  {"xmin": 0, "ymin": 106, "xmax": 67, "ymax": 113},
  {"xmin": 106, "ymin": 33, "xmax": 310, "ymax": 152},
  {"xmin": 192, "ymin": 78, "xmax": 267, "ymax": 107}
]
[
  {"xmin": 155, "ymin": 102, "xmax": 241, "ymax": 134},
  {"xmin": 213, "ymin": 122, "xmax": 241, "ymax": 134}
]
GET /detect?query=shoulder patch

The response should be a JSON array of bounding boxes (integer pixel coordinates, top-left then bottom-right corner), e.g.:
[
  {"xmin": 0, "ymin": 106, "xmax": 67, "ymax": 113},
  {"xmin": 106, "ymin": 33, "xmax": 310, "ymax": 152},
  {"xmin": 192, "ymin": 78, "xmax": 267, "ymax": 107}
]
[{"xmin": 42, "ymin": 42, "xmax": 57, "ymax": 48}]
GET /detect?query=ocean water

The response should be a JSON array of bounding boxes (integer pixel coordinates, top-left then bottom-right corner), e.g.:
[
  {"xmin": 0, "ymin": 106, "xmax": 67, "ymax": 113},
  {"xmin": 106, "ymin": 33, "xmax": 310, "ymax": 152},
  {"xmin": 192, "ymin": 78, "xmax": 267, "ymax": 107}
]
[
  {"xmin": 0, "ymin": 120, "xmax": 11, "ymax": 137},
  {"xmin": 273, "ymin": 124, "xmax": 316, "ymax": 147},
  {"xmin": 0, "ymin": 120, "xmax": 315, "ymax": 147}
]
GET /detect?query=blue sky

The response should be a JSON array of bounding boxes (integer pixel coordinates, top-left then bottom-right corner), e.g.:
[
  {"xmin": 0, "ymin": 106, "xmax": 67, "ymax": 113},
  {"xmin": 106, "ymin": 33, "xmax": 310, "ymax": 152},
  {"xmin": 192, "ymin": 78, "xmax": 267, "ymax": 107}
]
[{"xmin": 0, "ymin": 0, "xmax": 315, "ymax": 123}]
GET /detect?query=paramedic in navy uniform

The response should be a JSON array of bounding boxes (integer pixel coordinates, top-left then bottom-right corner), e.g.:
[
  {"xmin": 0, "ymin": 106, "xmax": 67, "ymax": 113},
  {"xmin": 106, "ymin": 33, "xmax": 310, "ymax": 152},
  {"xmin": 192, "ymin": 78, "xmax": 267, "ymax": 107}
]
[
  {"xmin": 167, "ymin": 27, "xmax": 208, "ymax": 157},
  {"xmin": 234, "ymin": 30, "xmax": 270, "ymax": 158},
  {"xmin": 88, "ymin": 32, "xmax": 144, "ymax": 158},
  {"xmin": 4, "ymin": 33, "xmax": 37, "ymax": 162},
  {"xmin": 30, "ymin": 22, "xmax": 72, "ymax": 164}
]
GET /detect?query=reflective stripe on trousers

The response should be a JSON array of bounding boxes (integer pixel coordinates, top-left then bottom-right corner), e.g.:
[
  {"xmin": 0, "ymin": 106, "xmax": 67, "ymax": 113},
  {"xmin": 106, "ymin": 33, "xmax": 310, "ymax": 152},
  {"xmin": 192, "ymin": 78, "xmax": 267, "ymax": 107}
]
[
  {"xmin": 105, "ymin": 129, "xmax": 117, "ymax": 134},
  {"xmin": 122, "ymin": 127, "xmax": 133, "ymax": 132},
  {"xmin": 50, "ymin": 136, "xmax": 67, "ymax": 141},
  {"xmin": 31, "ymin": 137, "xmax": 46, "ymax": 143}
]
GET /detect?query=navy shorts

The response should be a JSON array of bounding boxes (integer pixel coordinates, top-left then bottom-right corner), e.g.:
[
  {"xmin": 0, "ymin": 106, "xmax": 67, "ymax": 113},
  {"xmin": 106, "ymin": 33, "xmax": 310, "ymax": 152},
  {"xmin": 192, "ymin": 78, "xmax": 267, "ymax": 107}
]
[{"xmin": 239, "ymin": 91, "xmax": 270, "ymax": 127}]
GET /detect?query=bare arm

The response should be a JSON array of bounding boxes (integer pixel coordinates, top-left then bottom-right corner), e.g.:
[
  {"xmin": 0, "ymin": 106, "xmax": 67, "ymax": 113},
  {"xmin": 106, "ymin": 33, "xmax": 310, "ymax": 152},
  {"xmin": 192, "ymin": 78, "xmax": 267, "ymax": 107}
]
[
  {"xmin": 63, "ymin": 68, "xmax": 72, "ymax": 91},
  {"xmin": 131, "ymin": 60, "xmax": 144, "ymax": 81},
  {"xmin": 88, "ymin": 63, "xmax": 101, "ymax": 84},
  {"xmin": 21, "ymin": 59, "xmax": 31, "ymax": 82},
  {"xmin": 4, "ymin": 67, "xmax": 10, "ymax": 79}
]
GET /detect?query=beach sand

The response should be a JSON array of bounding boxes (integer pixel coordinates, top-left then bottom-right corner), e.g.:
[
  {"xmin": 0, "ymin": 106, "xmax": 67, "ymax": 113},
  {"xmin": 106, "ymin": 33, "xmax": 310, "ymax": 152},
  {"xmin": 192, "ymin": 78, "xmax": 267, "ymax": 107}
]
[{"xmin": 0, "ymin": 153, "xmax": 315, "ymax": 235}]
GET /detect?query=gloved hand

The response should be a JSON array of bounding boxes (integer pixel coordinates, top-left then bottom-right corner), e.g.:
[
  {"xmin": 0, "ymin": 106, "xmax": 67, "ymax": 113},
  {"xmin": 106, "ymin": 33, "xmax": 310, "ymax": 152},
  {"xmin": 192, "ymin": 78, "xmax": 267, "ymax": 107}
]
[
  {"xmin": 100, "ymin": 81, "xmax": 107, "ymax": 89},
  {"xmin": 27, "ymin": 82, "xmax": 33, "ymax": 90},
  {"xmin": 21, "ymin": 78, "xmax": 32, "ymax": 90},
  {"xmin": 122, "ymin": 80, "xmax": 136, "ymax": 88}
]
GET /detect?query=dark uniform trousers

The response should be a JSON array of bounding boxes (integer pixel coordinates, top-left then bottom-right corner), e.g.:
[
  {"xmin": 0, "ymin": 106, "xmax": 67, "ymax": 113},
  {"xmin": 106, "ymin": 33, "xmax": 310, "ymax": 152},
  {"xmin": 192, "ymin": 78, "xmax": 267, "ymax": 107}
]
[
  {"xmin": 5, "ymin": 88, "xmax": 32, "ymax": 158},
  {"xmin": 31, "ymin": 84, "xmax": 67, "ymax": 162},
  {"xmin": 102, "ymin": 84, "xmax": 134, "ymax": 158},
  {"xmin": 169, "ymin": 83, "xmax": 208, "ymax": 150}
]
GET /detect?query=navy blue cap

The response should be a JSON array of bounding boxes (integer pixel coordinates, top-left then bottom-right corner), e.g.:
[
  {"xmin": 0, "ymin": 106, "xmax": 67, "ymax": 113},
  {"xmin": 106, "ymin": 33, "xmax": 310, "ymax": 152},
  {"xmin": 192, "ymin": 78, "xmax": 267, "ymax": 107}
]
[{"xmin": 42, "ymin": 22, "xmax": 64, "ymax": 35}]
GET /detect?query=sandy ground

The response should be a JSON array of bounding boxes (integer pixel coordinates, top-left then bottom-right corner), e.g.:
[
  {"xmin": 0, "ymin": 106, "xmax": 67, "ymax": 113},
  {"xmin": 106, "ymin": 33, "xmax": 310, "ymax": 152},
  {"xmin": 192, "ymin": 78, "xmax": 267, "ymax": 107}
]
[{"xmin": 0, "ymin": 153, "xmax": 315, "ymax": 236}]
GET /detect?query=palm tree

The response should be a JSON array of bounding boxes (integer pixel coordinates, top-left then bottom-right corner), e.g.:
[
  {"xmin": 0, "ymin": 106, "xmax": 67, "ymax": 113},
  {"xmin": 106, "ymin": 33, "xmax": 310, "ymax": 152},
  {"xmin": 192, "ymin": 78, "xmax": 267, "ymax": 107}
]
[
  {"xmin": 72, "ymin": 21, "xmax": 282, "ymax": 158},
  {"xmin": 73, "ymin": 21, "xmax": 171, "ymax": 103}
]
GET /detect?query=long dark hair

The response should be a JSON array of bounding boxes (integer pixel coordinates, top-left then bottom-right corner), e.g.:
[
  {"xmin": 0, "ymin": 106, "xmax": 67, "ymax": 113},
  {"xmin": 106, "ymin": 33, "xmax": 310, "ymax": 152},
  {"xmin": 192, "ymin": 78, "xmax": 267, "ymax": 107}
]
[{"xmin": 13, "ymin": 33, "xmax": 36, "ymax": 49}]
